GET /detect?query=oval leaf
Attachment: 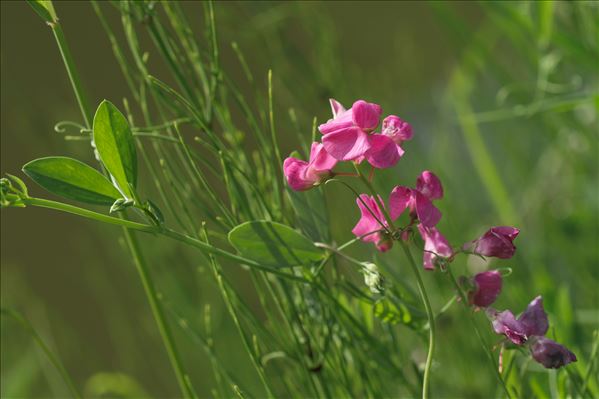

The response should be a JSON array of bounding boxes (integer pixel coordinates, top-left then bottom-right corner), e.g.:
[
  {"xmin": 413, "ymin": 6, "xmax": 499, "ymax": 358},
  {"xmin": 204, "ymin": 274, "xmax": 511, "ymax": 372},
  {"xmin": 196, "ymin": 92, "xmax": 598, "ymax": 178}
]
[
  {"xmin": 93, "ymin": 100, "xmax": 137, "ymax": 198},
  {"xmin": 228, "ymin": 221, "xmax": 323, "ymax": 268},
  {"xmin": 23, "ymin": 157, "xmax": 121, "ymax": 205}
]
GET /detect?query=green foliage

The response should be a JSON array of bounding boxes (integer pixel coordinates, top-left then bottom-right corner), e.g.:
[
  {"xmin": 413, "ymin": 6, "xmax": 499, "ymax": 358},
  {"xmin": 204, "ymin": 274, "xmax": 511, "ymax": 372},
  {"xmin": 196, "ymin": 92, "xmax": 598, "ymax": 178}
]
[
  {"xmin": 92, "ymin": 100, "xmax": 137, "ymax": 199},
  {"xmin": 228, "ymin": 220, "xmax": 323, "ymax": 268},
  {"xmin": 25, "ymin": 0, "xmax": 56, "ymax": 23},
  {"xmin": 22, "ymin": 157, "xmax": 121, "ymax": 205}
]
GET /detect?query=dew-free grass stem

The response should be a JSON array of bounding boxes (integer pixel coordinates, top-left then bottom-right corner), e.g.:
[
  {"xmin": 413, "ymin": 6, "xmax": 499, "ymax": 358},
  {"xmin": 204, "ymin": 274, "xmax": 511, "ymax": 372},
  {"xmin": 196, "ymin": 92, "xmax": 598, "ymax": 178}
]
[{"xmin": 398, "ymin": 240, "xmax": 435, "ymax": 399}]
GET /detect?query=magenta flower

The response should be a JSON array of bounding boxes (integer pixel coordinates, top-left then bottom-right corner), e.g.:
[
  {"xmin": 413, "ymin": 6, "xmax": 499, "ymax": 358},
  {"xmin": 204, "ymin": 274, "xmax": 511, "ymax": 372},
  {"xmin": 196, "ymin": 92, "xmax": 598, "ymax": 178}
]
[
  {"xmin": 417, "ymin": 225, "xmax": 453, "ymax": 270},
  {"xmin": 319, "ymin": 99, "xmax": 412, "ymax": 169},
  {"xmin": 467, "ymin": 270, "xmax": 502, "ymax": 308},
  {"xmin": 530, "ymin": 336, "xmax": 577, "ymax": 369},
  {"xmin": 351, "ymin": 194, "xmax": 393, "ymax": 252},
  {"xmin": 389, "ymin": 170, "xmax": 443, "ymax": 227},
  {"xmin": 283, "ymin": 142, "xmax": 337, "ymax": 191},
  {"xmin": 463, "ymin": 226, "xmax": 520, "ymax": 259},
  {"xmin": 489, "ymin": 296, "xmax": 548, "ymax": 345}
]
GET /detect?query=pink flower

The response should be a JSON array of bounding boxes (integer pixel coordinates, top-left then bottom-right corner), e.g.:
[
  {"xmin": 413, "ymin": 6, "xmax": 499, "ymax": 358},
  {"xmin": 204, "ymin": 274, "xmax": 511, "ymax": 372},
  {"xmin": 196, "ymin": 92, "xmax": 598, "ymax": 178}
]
[
  {"xmin": 351, "ymin": 194, "xmax": 393, "ymax": 252},
  {"xmin": 319, "ymin": 99, "xmax": 412, "ymax": 169},
  {"xmin": 365, "ymin": 115, "xmax": 412, "ymax": 169},
  {"xmin": 283, "ymin": 142, "xmax": 337, "ymax": 191},
  {"xmin": 488, "ymin": 296, "xmax": 549, "ymax": 345},
  {"xmin": 467, "ymin": 270, "xmax": 502, "ymax": 308},
  {"xmin": 417, "ymin": 225, "xmax": 453, "ymax": 270},
  {"xmin": 320, "ymin": 99, "xmax": 381, "ymax": 162},
  {"xmin": 530, "ymin": 337, "xmax": 577, "ymax": 369},
  {"xmin": 463, "ymin": 226, "xmax": 520, "ymax": 259},
  {"xmin": 389, "ymin": 171, "xmax": 443, "ymax": 227}
]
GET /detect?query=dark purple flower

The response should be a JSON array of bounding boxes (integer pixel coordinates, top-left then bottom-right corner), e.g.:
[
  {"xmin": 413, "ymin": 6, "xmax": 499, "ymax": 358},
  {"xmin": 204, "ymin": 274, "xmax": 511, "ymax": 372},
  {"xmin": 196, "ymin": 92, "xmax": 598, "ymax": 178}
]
[
  {"xmin": 487, "ymin": 296, "xmax": 548, "ymax": 345},
  {"xmin": 530, "ymin": 336, "xmax": 577, "ymax": 369},
  {"xmin": 463, "ymin": 226, "xmax": 520, "ymax": 259},
  {"xmin": 468, "ymin": 270, "xmax": 502, "ymax": 308}
]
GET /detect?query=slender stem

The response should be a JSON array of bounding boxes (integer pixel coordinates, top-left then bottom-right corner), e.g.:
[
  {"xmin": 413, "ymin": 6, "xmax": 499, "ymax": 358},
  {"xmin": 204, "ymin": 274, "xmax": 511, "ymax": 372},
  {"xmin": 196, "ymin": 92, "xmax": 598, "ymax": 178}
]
[
  {"xmin": 1, "ymin": 308, "xmax": 82, "ymax": 399},
  {"xmin": 398, "ymin": 240, "xmax": 435, "ymax": 399},
  {"xmin": 446, "ymin": 267, "xmax": 512, "ymax": 399},
  {"xmin": 19, "ymin": 197, "xmax": 310, "ymax": 284},
  {"xmin": 49, "ymin": 22, "xmax": 93, "ymax": 128},
  {"xmin": 121, "ymin": 228, "xmax": 196, "ymax": 398}
]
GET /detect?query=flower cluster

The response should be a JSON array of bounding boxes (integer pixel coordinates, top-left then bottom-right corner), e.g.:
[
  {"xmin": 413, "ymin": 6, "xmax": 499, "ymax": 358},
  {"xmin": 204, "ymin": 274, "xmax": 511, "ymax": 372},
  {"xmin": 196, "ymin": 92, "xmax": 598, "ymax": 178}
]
[{"xmin": 283, "ymin": 98, "xmax": 576, "ymax": 370}]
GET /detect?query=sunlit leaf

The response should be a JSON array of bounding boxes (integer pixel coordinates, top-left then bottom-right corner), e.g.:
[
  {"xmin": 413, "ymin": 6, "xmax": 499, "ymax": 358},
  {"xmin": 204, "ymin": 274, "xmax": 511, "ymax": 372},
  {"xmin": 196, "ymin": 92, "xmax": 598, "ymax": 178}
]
[
  {"xmin": 92, "ymin": 100, "xmax": 137, "ymax": 199},
  {"xmin": 228, "ymin": 220, "xmax": 323, "ymax": 268},
  {"xmin": 22, "ymin": 157, "xmax": 121, "ymax": 205},
  {"xmin": 26, "ymin": 0, "xmax": 57, "ymax": 23}
]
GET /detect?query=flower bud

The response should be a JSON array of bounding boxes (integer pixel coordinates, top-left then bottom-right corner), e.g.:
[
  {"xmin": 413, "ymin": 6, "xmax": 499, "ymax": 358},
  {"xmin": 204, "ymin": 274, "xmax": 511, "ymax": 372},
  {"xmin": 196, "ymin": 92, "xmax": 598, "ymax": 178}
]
[
  {"xmin": 468, "ymin": 270, "xmax": 502, "ymax": 308},
  {"xmin": 463, "ymin": 226, "xmax": 519, "ymax": 259},
  {"xmin": 529, "ymin": 336, "xmax": 577, "ymax": 369},
  {"xmin": 362, "ymin": 262, "xmax": 385, "ymax": 295}
]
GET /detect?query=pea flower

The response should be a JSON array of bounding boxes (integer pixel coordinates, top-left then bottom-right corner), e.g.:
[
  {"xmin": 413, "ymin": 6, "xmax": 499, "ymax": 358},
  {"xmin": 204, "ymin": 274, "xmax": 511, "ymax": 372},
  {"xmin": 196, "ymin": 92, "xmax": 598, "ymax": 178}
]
[
  {"xmin": 418, "ymin": 225, "xmax": 453, "ymax": 270},
  {"xmin": 283, "ymin": 142, "xmax": 337, "ymax": 191},
  {"xmin": 389, "ymin": 170, "xmax": 443, "ymax": 227},
  {"xmin": 319, "ymin": 99, "xmax": 412, "ymax": 169},
  {"xmin": 463, "ymin": 226, "xmax": 520, "ymax": 259},
  {"xmin": 487, "ymin": 296, "xmax": 576, "ymax": 369},
  {"xmin": 351, "ymin": 194, "xmax": 394, "ymax": 252},
  {"xmin": 530, "ymin": 336, "xmax": 577, "ymax": 369},
  {"xmin": 467, "ymin": 270, "xmax": 502, "ymax": 308}
]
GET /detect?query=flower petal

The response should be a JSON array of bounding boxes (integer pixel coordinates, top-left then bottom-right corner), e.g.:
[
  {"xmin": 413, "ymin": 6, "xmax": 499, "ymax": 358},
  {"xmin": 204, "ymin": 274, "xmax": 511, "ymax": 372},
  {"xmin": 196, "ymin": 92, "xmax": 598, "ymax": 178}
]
[
  {"xmin": 351, "ymin": 100, "xmax": 382, "ymax": 130},
  {"xmin": 322, "ymin": 126, "xmax": 370, "ymax": 161},
  {"xmin": 389, "ymin": 186, "xmax": 412, "ymax": 220},
  {"xmin": 283, "ymin": 157, "xmax": 312, "ymax": 191},
  {"xmin": 382, "ymin": 115, "xmax": 413, "ymax": 142},
  {"xmin": 365, "ymin": 134, "xmax": 402, "ymax": 169},
  {"xmin": 414, "ymin": 191, "xmax": 442, "ymax": 227},
  {"xmin": 530, "ymin": 337, "xmax": 577, "ymax": 369},
  {"xmin": 318, "ymin": 109, "xmax": 354, "ymax": 135},
  {"xmin": 487, "ymin": 309, "xmax": 528, "ymax": 345},
  {"xmin": 518, "ymin": 296, "xmax": 549, "ymax": 337},
  {"xmin": 416, "ymin": 170, "xmax": 443, "ymax": 200},
  {"xmin": 418, "ymin": 225, "xmax": 453, "ymax": 270},
  {"xmin": 352, "ymin": 195, "xmax": 385, "ymax": 242},
  {"xmin": 470, "ymin": 270, "xmax": 502, "ymax": 308},
  {"xmin": 329, "ymin": 98, "xmax": 347, "ymax": 119},
  {"xmin": 309, "ymin": 142, "xmax": 337, "ymax": 171}
]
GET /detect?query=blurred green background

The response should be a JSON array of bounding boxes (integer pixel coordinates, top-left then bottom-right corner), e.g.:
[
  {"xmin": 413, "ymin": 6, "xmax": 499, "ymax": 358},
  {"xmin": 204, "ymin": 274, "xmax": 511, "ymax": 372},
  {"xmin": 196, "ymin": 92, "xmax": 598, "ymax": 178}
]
[{"xmin": 1, "ymin": 1, "xmax": 597, "ymax": 398}]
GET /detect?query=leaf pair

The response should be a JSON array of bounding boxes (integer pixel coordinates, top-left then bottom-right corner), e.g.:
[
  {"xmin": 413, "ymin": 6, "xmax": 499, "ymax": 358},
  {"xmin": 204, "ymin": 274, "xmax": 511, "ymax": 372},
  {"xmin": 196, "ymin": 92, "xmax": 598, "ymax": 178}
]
[{"xmin": 23, "ymin": 101, "xmax": 137, "ymax": 206}]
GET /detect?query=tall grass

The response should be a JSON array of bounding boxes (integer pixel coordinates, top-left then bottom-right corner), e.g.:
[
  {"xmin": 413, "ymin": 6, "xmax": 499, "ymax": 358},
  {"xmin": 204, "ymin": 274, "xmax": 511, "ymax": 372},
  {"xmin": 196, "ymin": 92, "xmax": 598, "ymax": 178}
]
[{"xmin": 1, "ymin": 1, "xmax": 597, "ymax": 398}]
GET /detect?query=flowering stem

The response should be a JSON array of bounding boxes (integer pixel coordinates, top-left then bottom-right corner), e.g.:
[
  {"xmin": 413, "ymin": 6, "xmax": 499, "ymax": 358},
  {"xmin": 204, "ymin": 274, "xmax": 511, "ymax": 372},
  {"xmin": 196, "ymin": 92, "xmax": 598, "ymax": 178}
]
[
  {"xmin": 398, "ymin": 240, "xmax": 435, "ymax": 399},
  {"xmin": 446, "ymin": 267, "xmax": 513, "ymax": 399},
  {"xmin": 354, "ymin": 164, "xmax": 396, "ymax": 230}
]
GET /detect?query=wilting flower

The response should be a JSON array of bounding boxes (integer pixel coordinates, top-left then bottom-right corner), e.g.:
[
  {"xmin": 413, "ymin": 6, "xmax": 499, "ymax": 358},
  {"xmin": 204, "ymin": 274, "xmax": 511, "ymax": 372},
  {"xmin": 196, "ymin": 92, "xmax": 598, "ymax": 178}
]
[
  {"xmin": 283, "ymin": 142, "xmax": 337, "ymax": 191},
  {"xmin": 389, "ymin": 170, "xmax": 443, "ymax": 227},
  {"xmin": 463, "ymin": 226, "xmax": 520, "ymax": 259},
  {"xmin": 418, "ymin": 225, "xmax": 453, "ymax": 270},
  {"xmin": 319, "ymin": 99, "xmax": 412, "ymax": 168},
  {"xmin": 530, "ymin": 336, "xmax": 577, "ymax": 369},
  {"xmin": 488, "ymin": 296, "xmax": 576, "ymax": 369},
  {"xmin": 467, "ymin": 270, "xmax": 502, "ymax": 308},
  {"xmin": 351, "ymin": 194, "xmax": 394, "ymax": 252}
]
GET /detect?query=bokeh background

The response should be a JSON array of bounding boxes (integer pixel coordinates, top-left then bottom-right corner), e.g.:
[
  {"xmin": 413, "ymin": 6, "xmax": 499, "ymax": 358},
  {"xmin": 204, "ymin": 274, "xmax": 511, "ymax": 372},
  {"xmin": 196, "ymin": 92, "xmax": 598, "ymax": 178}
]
[{"xmin": 1, "ymin": 1, "xmax": 597, "ymax": 398}]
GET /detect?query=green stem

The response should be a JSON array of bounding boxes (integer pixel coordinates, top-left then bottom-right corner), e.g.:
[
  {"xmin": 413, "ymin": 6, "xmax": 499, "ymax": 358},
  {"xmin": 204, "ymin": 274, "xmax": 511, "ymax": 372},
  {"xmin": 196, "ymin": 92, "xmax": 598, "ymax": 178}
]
[
  {"xmin": 120, "ymin": 228, "xmax": 196, "ymax": 398},
  {"xmin": 20, "ymin": 197, "xmax": 309, "ymax": 284},
  {"xmin": 1, "ymin": 308, "xmax": 82, "ymax": 399},
  {"xmin": 398, "ymin": 240, "xmax": 435, "ymax": 399},
  {"xmin": 49, "ymin": 22, "xmax": 93, "ymax": 128},
  {"xmin": 446, "ymin": 267, "xmax": 512, "ymax": 399}
]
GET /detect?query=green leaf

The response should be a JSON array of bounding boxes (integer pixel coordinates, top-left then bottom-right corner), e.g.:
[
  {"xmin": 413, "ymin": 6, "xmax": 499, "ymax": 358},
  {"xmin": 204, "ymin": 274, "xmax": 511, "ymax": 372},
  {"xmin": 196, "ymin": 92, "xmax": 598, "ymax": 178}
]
[
  {"xmin": 93, "ymin": 100, "xmax": 137, "ymax": 199},
  {"xmin": 228, "ymin": 220, "xmax": 323, "ymax": 268},
  {"xmin": 22, "ymin": 157, "xmax": 121, "ymax": 205},
  {"xmin": 26, "ymin": 0, "xmax": 57, "ymax": 23}
]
